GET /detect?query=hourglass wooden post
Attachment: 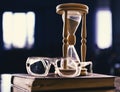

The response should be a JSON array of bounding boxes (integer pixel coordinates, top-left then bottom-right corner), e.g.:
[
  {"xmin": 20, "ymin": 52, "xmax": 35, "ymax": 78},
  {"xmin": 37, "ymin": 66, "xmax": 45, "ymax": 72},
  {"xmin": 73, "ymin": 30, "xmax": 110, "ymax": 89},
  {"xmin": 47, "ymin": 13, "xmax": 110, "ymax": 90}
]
[
  {"xmin": 62, "ymin": 10, "xmax": 69, "ymax": 69},
  {"xmin": 56, "ymin": 10, "xmax": 69, "ymax": 69},
  {"xmin": 80, "ymin": 13, "xmax": 88, "ymax": 75},
  {"xmin": 56, "ymin": 3, "xmax": 89, "ymax": 74}
]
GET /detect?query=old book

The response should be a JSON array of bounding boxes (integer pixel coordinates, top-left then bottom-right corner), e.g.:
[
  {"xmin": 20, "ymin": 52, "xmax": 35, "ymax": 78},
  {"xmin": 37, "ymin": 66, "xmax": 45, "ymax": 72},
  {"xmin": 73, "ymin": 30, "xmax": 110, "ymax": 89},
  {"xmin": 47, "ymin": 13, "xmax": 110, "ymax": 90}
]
[
  {"xmin": 11, "ymin": 85, "xmax": 115, "ymax": 92},
  {"xmin": 11, "ymin": 73, "xmax": 116, "ymax": 92},
  {"xmin": 11, "ymin": 85, "xmax": 29, "ymax": 92}
]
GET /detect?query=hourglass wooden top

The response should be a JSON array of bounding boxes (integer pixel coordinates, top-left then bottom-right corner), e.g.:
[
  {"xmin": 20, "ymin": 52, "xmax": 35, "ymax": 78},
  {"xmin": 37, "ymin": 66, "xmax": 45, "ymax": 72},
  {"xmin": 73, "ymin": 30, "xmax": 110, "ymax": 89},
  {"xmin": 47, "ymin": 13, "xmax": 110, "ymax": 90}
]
[{"xmin": 56, "ymin": 3, "xmax": 88, "ymax": 14}]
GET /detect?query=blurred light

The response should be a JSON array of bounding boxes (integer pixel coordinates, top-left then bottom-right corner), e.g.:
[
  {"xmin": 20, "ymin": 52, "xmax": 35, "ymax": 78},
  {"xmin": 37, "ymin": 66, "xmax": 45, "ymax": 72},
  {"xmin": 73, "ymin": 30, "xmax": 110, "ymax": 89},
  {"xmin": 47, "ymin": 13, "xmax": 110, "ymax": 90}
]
[
  {"xmin": 26, "ymin": 12, "xmax": 35, "ymax": 48},
  {"xmin": 12, "ymin": 13, "xmax": 27, "ymax": 48},
  {"xmin": 95, "ymin": 9, "xmax": 112, "ymax": 49},
  {"xmin": 115, "ymin": 63, "xmax": 120, "ymax": 68},
  {"xmin": 1, "ymin": 74, "xmax": 12, "ymax": 92},
  {"xmin": 2, "ymin": 12, "xmax": 13, "ymax": 49},
  {"xmin": 2, "ymin": 11, "xmax": 35, "ymax": 49}
]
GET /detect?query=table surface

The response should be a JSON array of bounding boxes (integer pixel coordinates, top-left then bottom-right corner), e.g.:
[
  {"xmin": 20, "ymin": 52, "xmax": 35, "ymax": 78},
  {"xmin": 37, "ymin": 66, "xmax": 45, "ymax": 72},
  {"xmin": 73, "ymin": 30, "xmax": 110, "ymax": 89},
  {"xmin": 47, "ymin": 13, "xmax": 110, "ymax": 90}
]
[{"xmin": 0, "ymin": 74, "xmax": 120, "ymax": 92}]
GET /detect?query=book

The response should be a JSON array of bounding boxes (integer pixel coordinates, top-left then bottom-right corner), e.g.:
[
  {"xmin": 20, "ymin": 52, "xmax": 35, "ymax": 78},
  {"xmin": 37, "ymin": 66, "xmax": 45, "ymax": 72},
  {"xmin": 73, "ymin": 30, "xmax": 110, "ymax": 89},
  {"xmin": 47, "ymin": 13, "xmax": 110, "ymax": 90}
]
[
  {"xmin": 11, "ymin": 85, "xmax": 116, "ymax": 92},
  {"xmin": 11, "ymin": 73, "xmax": 116, "ymax": 92},
  {"xmin": 11, "ymin": 85, "xmax": 29, "ymax": 92}
]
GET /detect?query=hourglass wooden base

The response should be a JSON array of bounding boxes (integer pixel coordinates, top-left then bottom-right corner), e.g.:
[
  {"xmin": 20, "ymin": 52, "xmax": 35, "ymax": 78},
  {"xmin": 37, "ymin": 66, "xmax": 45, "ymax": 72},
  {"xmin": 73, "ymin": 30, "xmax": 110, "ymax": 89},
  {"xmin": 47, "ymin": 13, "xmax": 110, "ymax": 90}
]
[{"xmin": 80, "ymin": 67, "xmax": 88, "ymax": 76}]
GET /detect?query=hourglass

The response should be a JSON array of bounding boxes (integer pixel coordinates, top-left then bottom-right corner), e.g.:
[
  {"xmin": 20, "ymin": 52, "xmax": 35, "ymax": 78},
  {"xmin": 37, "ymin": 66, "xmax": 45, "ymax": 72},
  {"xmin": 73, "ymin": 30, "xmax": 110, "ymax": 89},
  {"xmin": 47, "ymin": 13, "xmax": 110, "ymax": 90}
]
[{"xmin": 56, "ymin": 3, "xmax": 90, "ymax": 75}]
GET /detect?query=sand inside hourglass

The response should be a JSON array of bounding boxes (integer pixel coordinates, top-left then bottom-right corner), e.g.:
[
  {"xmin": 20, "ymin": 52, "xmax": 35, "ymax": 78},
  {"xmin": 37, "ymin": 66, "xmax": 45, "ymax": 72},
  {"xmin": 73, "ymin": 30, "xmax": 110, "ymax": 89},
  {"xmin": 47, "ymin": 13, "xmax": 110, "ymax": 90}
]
[
  {"xmin": 59, "ymin": 69, "xmax": 76, "ymax": 75},
  {"xmin": 56, "ymin": 58, "xmax": 79, "ymax": 76},
  {"xmin": 57, "ymin": 59, "xmax": 80, "ymax": 76},
  {"xmin": 67, "ymin": 16, "xmax": 81, "ymax": 34}
]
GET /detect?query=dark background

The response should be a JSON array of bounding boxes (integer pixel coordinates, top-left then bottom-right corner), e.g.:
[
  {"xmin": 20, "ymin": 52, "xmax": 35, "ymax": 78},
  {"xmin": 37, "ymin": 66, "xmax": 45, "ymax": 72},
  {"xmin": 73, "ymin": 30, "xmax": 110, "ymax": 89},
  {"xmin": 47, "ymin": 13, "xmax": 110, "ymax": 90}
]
[{"xmin": 0, "ymin": 0, "xmax": 120, "ymax": 76}]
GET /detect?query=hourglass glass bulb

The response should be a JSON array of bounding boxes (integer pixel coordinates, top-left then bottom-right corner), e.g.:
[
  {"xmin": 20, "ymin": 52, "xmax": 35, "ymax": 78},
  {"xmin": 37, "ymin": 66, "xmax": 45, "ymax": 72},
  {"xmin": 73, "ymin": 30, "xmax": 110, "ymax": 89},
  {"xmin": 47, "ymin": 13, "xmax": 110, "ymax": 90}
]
[
  {"xmin": 67, "ymin": 45, "xmax": 80, "ymax": 63},
  {"xmin": 67, "ymin": 11, "xmax": 81, "ymax": 34}
]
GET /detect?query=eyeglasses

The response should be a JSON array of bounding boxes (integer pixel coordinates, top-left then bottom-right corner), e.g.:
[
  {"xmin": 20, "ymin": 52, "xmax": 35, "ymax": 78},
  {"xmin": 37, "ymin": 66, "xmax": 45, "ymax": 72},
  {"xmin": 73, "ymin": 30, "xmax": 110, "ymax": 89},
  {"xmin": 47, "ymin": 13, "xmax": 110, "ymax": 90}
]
[{"xmin": 26, "ymin": 57, "xmax": 82, "ymax": 77}]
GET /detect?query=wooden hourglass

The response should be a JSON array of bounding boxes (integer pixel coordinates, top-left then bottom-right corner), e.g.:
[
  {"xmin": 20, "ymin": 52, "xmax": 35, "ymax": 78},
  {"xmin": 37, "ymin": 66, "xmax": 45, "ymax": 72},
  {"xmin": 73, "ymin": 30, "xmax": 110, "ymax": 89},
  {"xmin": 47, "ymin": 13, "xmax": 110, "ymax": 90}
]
[{"xmin": 56, "ymin": 3, "xmax": 88, "ymax": 75}]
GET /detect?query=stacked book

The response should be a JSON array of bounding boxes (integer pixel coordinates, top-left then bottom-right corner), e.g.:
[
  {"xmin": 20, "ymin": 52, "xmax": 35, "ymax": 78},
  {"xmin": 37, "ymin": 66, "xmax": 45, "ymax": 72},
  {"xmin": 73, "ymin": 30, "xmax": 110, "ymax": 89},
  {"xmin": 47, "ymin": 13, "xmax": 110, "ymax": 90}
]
[{"xmin": 10, "ymin": 73, "xmax": 116, "ymax": 92}]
